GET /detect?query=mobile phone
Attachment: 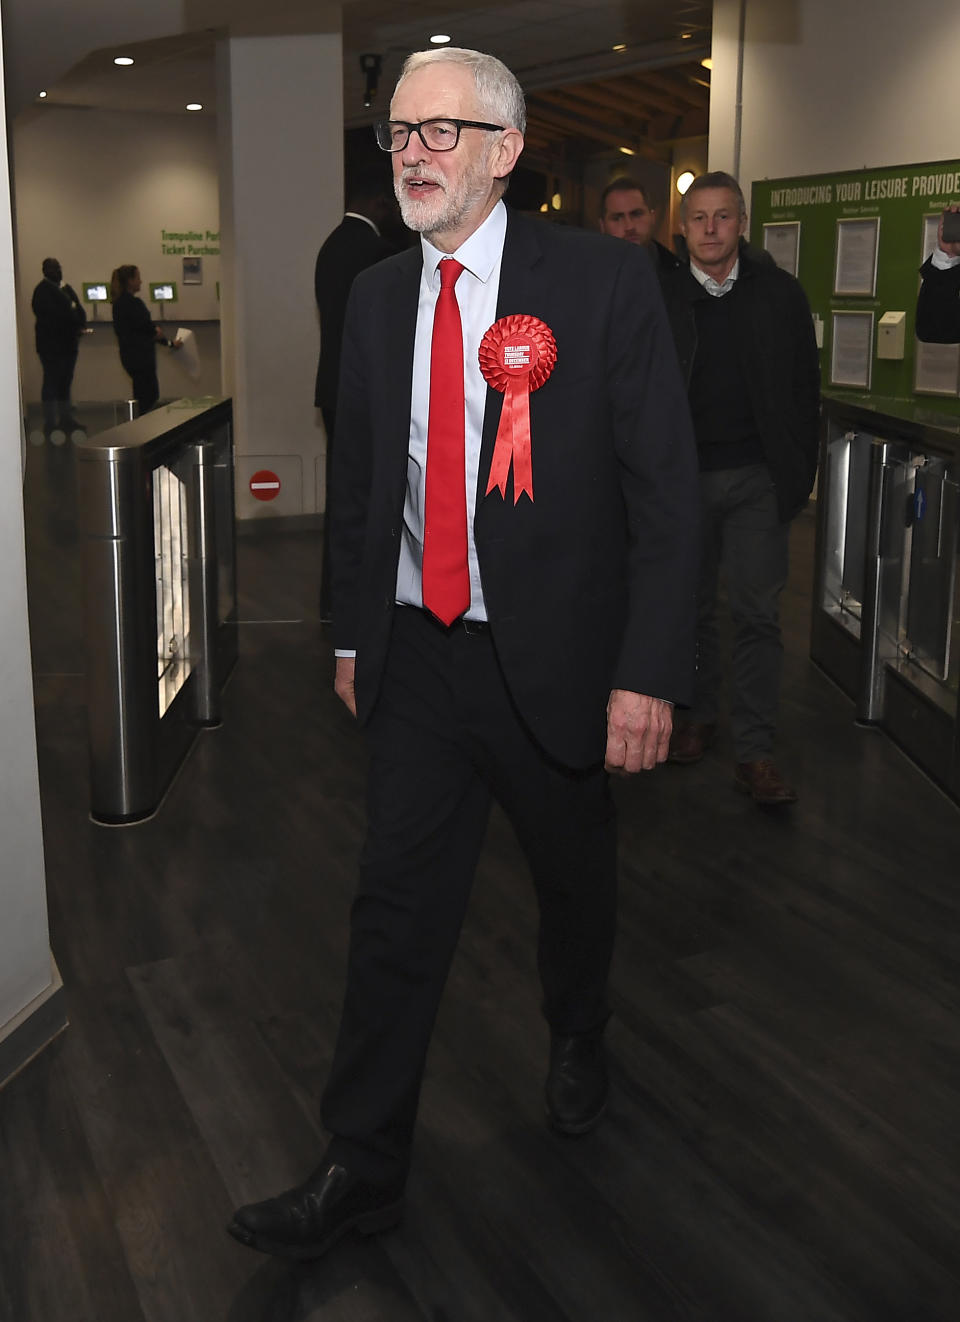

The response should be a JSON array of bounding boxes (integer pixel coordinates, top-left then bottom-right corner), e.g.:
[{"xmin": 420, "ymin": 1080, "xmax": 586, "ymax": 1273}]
[{"xmin": 942, "ymin": 210, "xmax": 960, "ymax": 244}]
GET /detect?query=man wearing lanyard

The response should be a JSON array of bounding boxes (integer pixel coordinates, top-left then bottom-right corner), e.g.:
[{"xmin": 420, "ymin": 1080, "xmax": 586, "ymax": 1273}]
[{"xmin": 229, "ymin": 47, "xmax": 699, "ymax": 1263}]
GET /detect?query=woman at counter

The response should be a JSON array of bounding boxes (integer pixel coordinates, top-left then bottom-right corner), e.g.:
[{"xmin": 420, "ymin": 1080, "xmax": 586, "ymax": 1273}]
[{"xmin": 110, "ymin": 265, "xmax": 180, "ymax": 413}]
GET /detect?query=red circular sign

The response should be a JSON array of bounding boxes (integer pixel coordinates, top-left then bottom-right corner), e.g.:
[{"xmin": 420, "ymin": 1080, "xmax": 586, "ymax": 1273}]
[{"xmin": 249, "ymin": 469, "xmax": 281, "ymax": 501}]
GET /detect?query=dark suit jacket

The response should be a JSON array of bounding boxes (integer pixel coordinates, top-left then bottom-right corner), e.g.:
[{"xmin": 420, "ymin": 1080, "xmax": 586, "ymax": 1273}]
[
  {"xmin": 314, "ymin": 215, "xmax": 393, "ymax": 411},
  {"xmin": 659, "ymin": 250, "xmax": 821, "ymax": 523},
  {"xmin": 32, "ymin": 279, "xmax": 86, "ymax": 357},
  {"xmin": 330, "ymin": 208, "xmax": 701, "ymax": 770},
  {"xmin": 916, "ymin": 256, "xmax": 960, "ymax": 343}
]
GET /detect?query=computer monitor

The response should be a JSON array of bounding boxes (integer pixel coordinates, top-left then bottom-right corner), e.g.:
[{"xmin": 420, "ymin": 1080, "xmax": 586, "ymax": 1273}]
[
  {"xmin": 83, "ymin": 282, "xmax": 109, "ymax": 302},
  {"xmin": 149, "ymin": 281, "xmax": 178, "ymax": 303}
]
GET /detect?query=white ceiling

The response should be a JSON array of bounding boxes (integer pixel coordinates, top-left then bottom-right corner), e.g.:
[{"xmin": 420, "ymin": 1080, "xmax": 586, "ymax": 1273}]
[{"xmin": 10, "ymin": 0, "xmax": 711, "ymax": 128}]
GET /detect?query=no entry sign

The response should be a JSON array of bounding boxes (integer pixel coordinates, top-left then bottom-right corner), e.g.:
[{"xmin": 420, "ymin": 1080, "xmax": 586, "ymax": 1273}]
[{"xmin": 249, "ymin": 469, "xmax": 281, "ymax": 501}]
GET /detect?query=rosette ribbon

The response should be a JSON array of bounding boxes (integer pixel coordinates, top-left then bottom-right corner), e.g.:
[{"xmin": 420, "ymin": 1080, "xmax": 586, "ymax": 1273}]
[{"xmin": 479, "ymin": 314, "xmax": 557, "ymax": 503}]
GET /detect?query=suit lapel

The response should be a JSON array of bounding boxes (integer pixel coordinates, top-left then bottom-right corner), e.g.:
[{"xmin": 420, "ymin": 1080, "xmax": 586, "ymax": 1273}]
[{"xmin": 477, "ymin": 209, "xmax": 544, "ymax": 504}]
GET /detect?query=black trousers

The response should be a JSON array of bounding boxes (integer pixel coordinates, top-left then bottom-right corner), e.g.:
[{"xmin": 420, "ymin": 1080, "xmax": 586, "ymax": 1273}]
[
  {"xmin": 127, "ymin": 363, "xmax": 159, "ymax": 414},
  {"xmin": 39, "ymin": 350, "xmax": 78, "ymax": 429},
  {"xmin": 319, "ymin": 404, "xmax": 336, "ymax": 621},
  {"xmin": 321, "ymin": 606, "xmax": 617, "ymax": 1185},
  {"xmin": 689, "ymin": 463, "xmax": 790, "ymax": 761}
]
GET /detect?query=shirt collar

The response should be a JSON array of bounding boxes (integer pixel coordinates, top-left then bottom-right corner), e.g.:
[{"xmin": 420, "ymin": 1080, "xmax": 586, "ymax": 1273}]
[
  {"xmin": 421, "ymin": 199, "xmax": 507, "ymax": 286},
  {"xmin": 689, "ymin": 256, "xmax": 739, "ymax": 297},
  {"xmin": 344, "ymin": 211, "xmax": 380, "ymax": 236}
]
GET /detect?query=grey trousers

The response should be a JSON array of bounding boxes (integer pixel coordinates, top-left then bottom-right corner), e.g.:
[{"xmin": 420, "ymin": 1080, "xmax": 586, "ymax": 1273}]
[{"xmin": 689, "ymin": 463, "xmax": 790, "ymax": 762}]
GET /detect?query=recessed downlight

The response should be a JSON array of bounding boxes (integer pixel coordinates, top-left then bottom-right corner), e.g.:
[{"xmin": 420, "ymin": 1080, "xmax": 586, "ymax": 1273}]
[
  {"xmin": 186, "ymin": 103, "xmax": 203, "ymax": 111},
  {"xmin": 38, "ymin": 90, "xmax": 47, "ymax": 98},
  {"xmin": 612, "ymin": 43, "xmax": 627, "ymax": 52},
  {"xmin": 114, "ymin": 56, "xmax": 135, "ymax": 66},
  {"xmin": 618, "ymin": 146, "xmax": 636, "ymax": 156},
  {"xmin": 429, "ymin": 34, "xmax": 451, "ymax": 44}
]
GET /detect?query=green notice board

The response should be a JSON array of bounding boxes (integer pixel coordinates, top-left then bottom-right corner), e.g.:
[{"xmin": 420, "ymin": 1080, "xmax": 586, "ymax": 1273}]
[{"xmin": 751, "ymin": 159, "xmax": 960, "ymax": 415}]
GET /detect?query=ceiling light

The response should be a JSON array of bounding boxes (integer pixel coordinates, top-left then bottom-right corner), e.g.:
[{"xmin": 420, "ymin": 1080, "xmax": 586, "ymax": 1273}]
[
  {"xmin": 680, "ymin": 32, "xmax": 692, "ymax": 40},
  {"xmin": 612, "ymin": 44, "xmax": 627, "ymax": 52},
  {"xmin": 676, "ymin": 170, "xmax": 695, "ymax": 195},
  {"xmin": 38, "ymin": 90, "xmax": 47, "ymax": 98},
  {"xmin": 430, "ymin": 34, "xmax": 451, "ymax": 44},
  {"xmin": 618, "ymin": 146, "xmax": 635, "ymax": 156},
  {"xmin": 186, "ymin": 103, "xmax": 202, "ymax": 111},
  {"xmin": 701, "ymin": 57, "xmax": 713, "ymax": 70},
  {"xmin": 114, "ymin": 56, "xmax": 134, "ymax": 66}
]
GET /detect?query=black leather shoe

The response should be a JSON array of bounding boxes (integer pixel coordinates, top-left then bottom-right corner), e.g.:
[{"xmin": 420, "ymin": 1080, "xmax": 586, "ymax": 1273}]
[
  {"xmin": 545, "ymin": 1031, "xmax": 608, "ymax": 1134},
  {"xmin": 227, "ymin": 1163, "xmax": 404, "ymax": 1261}
]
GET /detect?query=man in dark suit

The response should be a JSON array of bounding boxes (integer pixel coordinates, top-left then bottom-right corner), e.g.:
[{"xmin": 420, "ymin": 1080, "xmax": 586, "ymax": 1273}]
[
  {"xmin": 31, "ymin": 257, "xmax": 86, "ymax": 435},
  {"xmin": 916, "ymin": 203, "xmax": 960, "ymax": 342},
  {"xmin": 315, "ymin": 168, "xmax": 394, "ymax": 621},
  {"xmin": 229, "ymin": 47, "xmax": 699, "ymax": 1263}
]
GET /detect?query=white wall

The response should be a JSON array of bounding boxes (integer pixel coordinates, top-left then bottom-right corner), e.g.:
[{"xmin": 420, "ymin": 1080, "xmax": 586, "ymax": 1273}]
[
  {"xmin": 14, "ymin": 107, "xmax": 222, "ymax": 402},
  {"xmin": 0, "ymin": 45, "xmax": 56, "ymax": 1064},
  {"xmin": 218, "ymin": 32, "xmax": 342, "ymax": 520},
  {"xmin": 711, "ymin": 0, "xmax": 960, "ymax": 196}
]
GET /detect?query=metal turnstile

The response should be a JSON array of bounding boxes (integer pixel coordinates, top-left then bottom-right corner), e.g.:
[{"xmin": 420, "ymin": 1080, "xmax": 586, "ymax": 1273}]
[
  {"xmin": 812, "ymin": 396, "xmax": 960, "ymax": 802},
  {"xmin": 77, "ymin": 398, "xmax": 236, "ymax": 823}
]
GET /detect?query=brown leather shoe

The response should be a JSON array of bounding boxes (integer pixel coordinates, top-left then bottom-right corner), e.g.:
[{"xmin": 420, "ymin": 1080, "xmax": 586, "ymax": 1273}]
[
  {"xmin": 734, "ymin": 760, "xmax": 798, "ymax": 805},
  {"xmin": 667, "ymin": 721, "xmax": 716, "ymax": 765}
]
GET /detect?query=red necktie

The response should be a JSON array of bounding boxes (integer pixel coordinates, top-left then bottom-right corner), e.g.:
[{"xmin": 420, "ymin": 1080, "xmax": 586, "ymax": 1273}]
[{"xmin": 422, "ymin": 258, "xmax": 470, "ymax": 627}]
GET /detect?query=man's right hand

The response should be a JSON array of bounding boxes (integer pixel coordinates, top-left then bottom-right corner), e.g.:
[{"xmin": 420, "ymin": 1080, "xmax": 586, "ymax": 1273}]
[
  {"xmin": 334, "ymin": 656, "xmax": 357, "ymax": 717},
  {"xmin": 938, "ymin": 205, "xmax": 960, "ymax": 258}
]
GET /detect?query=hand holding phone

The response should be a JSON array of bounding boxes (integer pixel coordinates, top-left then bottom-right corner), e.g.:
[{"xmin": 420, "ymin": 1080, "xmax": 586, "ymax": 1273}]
[{"xmin": 940, "ymin": 206, "xmax": 960, "ymax": 255}]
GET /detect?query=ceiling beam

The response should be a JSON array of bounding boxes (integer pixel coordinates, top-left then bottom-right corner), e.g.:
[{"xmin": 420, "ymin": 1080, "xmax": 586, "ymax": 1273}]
[
  {"xmin": 596, "ymin": 73, "xmax": 702, "ymax": 118},
  {"xmin": 640, "ymin": 68, "xmax": 708, "ymax": 111}
]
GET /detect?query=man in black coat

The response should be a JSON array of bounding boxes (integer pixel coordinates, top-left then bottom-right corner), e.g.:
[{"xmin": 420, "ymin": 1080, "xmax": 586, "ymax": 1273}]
[
  {"xmin": 31, "ymin": 257, "xmax": 86, "ymax": 434},
  {"xmin": 229, "ymin": 47, "xmax": 699, "ymax": 1263},
  {"xmin": 916, "ymin": 204, "xmax": 960, "ymax": 342},
  {"xmin": 659, "ymin": 172, "xmax": 821, "ymax": 806},
  {"xmin": 314, "ymin": 168, "xmax": 394, "ymax": 620},
  {"xmin": 598, "ymin": 176, "xmax": 681, "ymax": 273}
]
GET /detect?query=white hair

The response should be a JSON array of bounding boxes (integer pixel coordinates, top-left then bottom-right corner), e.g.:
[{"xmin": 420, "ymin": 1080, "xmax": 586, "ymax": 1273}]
[{"xmin": 394, "ymin": 47, "xmax": 526, "ymax": 135}]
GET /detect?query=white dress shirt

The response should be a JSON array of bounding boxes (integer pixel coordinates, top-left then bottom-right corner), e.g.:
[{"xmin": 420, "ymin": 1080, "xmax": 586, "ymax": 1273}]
[
  {"xmin": 394, "ymin": 200, "xmax": 507, "ymax": 621},
  {"xmin": 689, "ymin": 257, "xmax": 740, "ymax": 297},
  {"xmin": 931, "ymin": 247, "xmax": 960, "ymax": 271},
  {"xmin": 343, "ymin": 210, "xmax": 380, "ymax": 236}
]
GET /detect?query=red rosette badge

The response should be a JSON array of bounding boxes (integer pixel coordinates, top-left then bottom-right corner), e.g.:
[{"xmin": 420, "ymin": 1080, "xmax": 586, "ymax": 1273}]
[{"xmin": 479, "ymin": 314, "xmax": 557, "ymax": 503}]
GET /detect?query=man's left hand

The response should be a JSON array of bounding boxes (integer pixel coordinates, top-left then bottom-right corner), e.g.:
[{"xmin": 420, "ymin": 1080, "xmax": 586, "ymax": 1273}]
[{"xmin": 605, "ymin": 689, "xmax": 673, "ymax": 774}]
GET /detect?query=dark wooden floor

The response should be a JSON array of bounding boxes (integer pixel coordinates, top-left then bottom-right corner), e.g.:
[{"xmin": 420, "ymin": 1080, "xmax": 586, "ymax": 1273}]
[{"xmin": 4, "ymin": 436, "xmax": 959, "ymax": 1321}]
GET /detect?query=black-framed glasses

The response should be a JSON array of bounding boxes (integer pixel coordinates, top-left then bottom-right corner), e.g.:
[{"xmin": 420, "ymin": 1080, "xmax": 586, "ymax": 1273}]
[{"xmin": 374, "ymin": 118, "xmax": 504, "ymax": 153}]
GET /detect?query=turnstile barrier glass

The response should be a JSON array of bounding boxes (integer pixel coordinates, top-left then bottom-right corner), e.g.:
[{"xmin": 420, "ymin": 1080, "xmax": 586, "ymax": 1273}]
[
  {"xmin": 813, "ymin": 396, "xmax": 960, "ymax": 802},
  {"xmin": 77, "ymin": 398, "xmax": 236, "ymax": 823}
]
